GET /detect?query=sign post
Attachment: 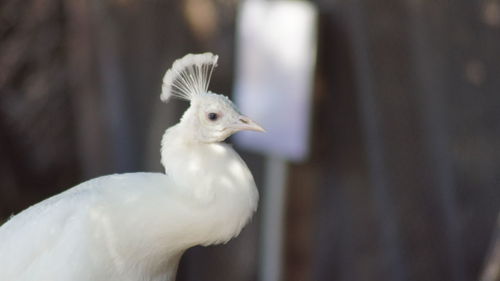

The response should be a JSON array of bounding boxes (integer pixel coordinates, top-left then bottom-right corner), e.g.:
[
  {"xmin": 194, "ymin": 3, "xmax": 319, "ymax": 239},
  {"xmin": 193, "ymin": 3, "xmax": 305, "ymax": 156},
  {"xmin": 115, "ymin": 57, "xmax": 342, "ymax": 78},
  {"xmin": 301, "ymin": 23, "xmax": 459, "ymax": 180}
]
[{"xmin": 234, "ymin": 2, "xmax": 317, "ymax": 281}]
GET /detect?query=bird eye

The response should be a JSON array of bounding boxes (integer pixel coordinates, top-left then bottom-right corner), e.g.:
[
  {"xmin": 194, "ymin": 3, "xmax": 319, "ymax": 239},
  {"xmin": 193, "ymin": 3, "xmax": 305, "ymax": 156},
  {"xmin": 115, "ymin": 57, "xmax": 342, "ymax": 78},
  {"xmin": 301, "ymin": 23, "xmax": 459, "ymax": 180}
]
[{"xmin": 207, "ymin": 112, "xmax": 218, "ymax": 121}]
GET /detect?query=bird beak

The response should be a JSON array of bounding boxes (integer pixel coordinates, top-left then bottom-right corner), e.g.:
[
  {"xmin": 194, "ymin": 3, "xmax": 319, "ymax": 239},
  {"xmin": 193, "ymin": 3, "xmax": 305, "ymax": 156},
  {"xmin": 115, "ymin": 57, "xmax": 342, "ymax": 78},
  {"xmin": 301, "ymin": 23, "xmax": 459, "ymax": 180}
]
[{"xmin": 232, "ymin": 115, "xmax": 266, "ymax": 133}]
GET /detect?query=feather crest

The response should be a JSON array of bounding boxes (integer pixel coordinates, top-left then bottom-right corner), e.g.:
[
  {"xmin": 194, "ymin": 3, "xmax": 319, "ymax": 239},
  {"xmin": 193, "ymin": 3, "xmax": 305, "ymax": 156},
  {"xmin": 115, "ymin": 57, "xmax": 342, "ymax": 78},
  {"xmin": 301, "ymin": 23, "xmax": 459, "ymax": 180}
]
[{"xmin": 161, "ymin": 53, "xmax": 219, "ymax": 102}]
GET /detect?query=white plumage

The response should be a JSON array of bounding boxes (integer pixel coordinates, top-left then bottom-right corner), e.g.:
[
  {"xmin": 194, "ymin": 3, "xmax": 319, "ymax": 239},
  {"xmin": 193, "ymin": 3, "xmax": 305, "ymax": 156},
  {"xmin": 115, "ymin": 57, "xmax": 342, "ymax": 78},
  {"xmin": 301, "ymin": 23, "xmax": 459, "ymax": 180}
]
[
  {"xmin": 0, "ymin": 53, "xmax": 264, "ymax": 281},
  {"xmin": 161, "ymin": 53, "xmax": 218, "ymax": 102}
]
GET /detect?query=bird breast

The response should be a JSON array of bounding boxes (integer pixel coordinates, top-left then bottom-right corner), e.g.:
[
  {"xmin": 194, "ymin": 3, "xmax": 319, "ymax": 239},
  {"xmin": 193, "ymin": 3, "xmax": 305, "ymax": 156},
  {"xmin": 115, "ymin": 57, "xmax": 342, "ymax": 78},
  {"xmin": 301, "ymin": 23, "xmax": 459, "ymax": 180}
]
[{"xmin": 161, "ymin": 138, "xmax": 259, "ymax": 246}]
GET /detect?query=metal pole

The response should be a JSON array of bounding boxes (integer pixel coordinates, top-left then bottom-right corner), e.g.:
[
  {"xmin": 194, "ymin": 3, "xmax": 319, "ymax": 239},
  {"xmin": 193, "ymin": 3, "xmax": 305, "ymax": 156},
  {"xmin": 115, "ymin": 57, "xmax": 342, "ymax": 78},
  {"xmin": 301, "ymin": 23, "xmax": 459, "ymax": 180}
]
[{"xmin": 259, "ymin": 155, "xmax": 288, "ymax": 281}]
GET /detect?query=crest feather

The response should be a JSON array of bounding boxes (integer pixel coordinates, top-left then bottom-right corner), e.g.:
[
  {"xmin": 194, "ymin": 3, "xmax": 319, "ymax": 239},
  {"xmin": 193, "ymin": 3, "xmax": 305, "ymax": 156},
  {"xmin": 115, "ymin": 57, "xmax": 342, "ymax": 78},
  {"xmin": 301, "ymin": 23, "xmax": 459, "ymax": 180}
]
[{"xmin": 161, "ymin": 53, "xmax": 219, "ymax": 102}]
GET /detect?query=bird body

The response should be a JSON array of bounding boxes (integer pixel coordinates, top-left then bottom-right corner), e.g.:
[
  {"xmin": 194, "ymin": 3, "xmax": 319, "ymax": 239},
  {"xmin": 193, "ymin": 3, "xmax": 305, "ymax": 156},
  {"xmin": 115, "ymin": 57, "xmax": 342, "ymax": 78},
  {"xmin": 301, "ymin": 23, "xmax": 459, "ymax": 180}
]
[{"xmin": 0, "ymin": 53, "xmax": 263, "ymax": 281}]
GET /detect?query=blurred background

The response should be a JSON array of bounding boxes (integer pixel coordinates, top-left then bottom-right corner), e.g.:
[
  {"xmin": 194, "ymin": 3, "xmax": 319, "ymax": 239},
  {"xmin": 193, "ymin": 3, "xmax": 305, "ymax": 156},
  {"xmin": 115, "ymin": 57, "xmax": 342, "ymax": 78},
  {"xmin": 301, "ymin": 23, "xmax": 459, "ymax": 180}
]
[{"xmin": 1, "ymin": 0, "xmax": 500, "ymax": 281}]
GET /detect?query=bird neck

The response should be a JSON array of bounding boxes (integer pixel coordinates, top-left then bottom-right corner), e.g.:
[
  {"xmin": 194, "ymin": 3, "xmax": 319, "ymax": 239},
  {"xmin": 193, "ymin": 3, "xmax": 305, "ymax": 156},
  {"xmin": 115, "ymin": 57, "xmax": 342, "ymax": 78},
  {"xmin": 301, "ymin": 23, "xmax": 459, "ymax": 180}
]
[
  {"xmin": 160, "ymin": 123, "xmax": 255, "ymax": 197},
  {"xmin": 160, "ymin": 123, "xmax": 211, "ymax": 177},
  {"xmin": 159, "ymin": 123, "xmax": 258, "ymax": 245}
]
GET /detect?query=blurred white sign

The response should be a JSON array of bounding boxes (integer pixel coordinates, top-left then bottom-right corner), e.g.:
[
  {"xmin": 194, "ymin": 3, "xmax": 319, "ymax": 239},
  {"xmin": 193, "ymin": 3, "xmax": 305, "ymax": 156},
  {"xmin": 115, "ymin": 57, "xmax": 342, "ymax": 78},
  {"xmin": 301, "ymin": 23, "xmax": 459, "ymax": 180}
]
[{"xmin": 233, "ymin": 0, "xmax": 317, "ymax": 162}]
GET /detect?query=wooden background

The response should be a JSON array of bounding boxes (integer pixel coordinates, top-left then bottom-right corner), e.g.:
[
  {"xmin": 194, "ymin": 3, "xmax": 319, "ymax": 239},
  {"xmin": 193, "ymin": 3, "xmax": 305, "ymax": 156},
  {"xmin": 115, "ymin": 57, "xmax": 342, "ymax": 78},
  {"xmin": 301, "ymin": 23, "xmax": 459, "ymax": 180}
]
[{"xmin": 1, "ymin": 0, "xmax": 499, "ymax": 281}]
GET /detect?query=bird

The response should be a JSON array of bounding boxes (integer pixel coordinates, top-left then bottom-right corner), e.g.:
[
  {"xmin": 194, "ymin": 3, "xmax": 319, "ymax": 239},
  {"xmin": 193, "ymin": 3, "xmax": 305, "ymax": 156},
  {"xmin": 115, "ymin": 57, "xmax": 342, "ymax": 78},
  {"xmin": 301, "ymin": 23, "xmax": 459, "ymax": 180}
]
[{"xmin": 0, "ymin": 53, "xmax": 264, "ymax": 281}]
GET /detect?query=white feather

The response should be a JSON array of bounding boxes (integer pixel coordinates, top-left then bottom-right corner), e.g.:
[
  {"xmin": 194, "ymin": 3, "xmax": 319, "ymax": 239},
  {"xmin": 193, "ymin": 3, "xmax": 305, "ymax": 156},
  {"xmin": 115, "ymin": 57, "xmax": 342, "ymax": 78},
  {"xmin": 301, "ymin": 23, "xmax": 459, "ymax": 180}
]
[
  {"xmin": 161, "ymin": 53, "xmax": 218, "ymax": 102},
  {"xmin": 0, "ymin": 53, "xmax": 261, "ymax": 281},
  {"xmin": 0, "ymin": 167, "xmax": 257, "ymax": 280}
]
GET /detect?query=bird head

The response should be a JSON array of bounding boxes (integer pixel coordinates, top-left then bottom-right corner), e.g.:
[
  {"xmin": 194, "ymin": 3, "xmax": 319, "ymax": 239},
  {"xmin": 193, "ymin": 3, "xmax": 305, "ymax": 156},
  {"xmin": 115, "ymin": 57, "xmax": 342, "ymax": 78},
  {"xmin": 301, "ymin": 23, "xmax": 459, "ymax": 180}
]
[{"xmin": 161, "ymin": 53, "xmax": 264, "ymax": 143}]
